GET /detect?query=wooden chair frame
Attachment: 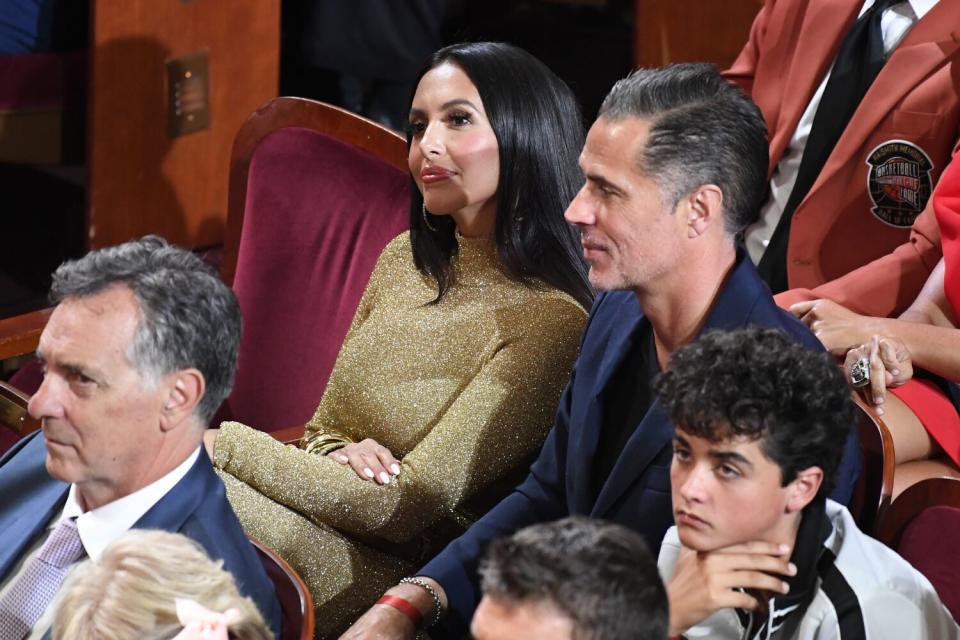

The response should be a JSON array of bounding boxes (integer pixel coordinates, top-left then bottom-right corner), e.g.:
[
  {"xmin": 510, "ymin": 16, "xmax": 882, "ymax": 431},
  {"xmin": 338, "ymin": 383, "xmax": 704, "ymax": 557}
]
[
  {"xmin": 248, "ymin": 534, "xmax": 315, "ymax": 640},
  {"xmin": 850, "ymin": 394, "xmax": 895, "ymax": 535},
  {"xmin": 0, "ymin": 379, "xmax": 40, "ymax": 437},
  {"xmin": 0, "ymin": 308, "xmax": 50, "ymax": 362}
]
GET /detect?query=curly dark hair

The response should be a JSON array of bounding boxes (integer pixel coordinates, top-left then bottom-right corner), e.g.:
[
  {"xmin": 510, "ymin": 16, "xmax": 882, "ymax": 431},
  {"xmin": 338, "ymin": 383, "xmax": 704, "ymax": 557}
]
[
  {"xmin": 479, "ymin": 516, "xmax": 668, "ymax": 640},
  {"xmin": 654, "ymin": 327, "xmax": 853, "ymax": 495}
]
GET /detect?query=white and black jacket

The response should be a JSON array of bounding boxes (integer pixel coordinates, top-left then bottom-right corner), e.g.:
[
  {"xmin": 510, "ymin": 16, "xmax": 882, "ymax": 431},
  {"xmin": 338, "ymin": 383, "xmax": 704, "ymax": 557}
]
[{"xmin": 658, "ymin": 498, "xmax": 959, "ymax": 640}]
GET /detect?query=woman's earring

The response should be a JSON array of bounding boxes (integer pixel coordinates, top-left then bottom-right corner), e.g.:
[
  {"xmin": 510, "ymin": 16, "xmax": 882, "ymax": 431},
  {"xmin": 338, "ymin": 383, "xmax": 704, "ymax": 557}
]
[{"xmin": 422, "ymin": 204, "xmax": 438, "ymax": 232}]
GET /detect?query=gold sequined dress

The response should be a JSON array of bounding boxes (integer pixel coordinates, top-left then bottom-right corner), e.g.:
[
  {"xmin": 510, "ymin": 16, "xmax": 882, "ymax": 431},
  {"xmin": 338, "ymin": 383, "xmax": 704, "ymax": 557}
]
[{"xmin": 212, "ymin": 232, "xmax": 586, "ymax": 638}]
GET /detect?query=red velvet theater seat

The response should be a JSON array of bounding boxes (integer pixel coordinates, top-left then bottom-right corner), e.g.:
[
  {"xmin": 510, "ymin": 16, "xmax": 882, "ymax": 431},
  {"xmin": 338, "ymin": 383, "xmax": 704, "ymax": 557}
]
[
  {"xmin": 215, "ymin": 98, "xmax": 409, "ymax": 432},
  {"xmin": 877, "ymin": 477, "xmax": 960, "ymax": 622}
]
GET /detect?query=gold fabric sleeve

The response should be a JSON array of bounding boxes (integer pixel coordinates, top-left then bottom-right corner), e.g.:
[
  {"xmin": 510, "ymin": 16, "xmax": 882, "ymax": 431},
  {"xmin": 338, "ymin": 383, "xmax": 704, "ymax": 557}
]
[{"xmin": 214, "ymin": 295, "xmax": 584, "ymax": 544}]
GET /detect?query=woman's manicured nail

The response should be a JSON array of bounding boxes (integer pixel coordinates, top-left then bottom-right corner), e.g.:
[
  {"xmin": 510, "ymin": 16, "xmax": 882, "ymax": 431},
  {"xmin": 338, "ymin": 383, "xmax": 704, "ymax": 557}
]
[
  {"xmin": 391, "ymin": 464, "xmax": 401, "ymax": 475},
  {"xmin": 363, "ymin": 468, "xmax": 375, "ymax": 479}
]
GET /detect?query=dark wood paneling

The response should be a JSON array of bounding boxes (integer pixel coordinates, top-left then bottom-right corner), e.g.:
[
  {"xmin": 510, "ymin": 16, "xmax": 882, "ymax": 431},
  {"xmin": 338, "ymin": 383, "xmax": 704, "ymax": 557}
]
[
  {"xmin": 634, "ymin": 0, "xmax": 762, "ymax": 69},
  {"xmin": 87, "ymin": 0, "xmax": 280, "ymax": 250}
]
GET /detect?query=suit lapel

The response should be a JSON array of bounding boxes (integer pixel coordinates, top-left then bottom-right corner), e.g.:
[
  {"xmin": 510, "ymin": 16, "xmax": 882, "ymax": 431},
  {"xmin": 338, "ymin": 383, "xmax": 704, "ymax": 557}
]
[
  {"xmin": 589, "ymin": 256, "xmax": 763, "ymax": 518},
  {"xmin": 769, "ymin": 0, "xmax": 861, "ymax": 171},
  {"xmin": 0, "ymin": 434, "xmax": 70, "ymax": 578},
  {"xmin": 569, "ymin": 296, "xmax": 645, "ymax": 515},
  {"xmin": 807, "ymin": 6, "xmax": 960, "ymax": 194},
  {"xmin": 590, "ymin": 399, "xmax": 671, "ymax": 517}
]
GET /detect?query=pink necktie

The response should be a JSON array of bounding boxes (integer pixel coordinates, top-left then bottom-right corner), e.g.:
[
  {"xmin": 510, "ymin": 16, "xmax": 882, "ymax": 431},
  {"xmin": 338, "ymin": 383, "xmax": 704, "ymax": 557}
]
[{"xmin": 0, "ymin": 518, "xmax": 86, "ymax": 640}]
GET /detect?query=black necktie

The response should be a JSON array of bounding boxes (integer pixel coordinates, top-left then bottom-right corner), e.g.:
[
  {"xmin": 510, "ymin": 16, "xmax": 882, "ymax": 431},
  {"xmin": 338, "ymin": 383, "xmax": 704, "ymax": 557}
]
[{"xmin": 757, "ymin": 0, "xmax": 902, "ymax": 293}]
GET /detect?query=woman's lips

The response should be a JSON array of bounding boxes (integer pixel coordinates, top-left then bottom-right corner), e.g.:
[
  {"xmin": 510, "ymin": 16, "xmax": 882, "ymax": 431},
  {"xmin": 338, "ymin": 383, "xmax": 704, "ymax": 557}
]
[{"xmin": 420, "ymin": 166, "xmax": 456, "ymax": 184}]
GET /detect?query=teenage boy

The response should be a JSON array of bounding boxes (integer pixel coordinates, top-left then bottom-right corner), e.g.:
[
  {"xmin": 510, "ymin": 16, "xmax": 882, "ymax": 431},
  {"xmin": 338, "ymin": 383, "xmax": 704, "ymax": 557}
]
[{"xmin": 655, "ymin": 327, "xmax": 958, "ymax": 640}]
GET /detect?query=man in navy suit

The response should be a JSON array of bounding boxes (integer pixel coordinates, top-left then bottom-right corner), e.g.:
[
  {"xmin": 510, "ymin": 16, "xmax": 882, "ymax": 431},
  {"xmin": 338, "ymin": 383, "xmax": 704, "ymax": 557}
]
[
  {"xmin": 0, "ymin": 236, "xmax": 280, "ymax": 638},
  {"xmin": 343, "ymin": 64, "xmax": 861, "ymax": 639}
]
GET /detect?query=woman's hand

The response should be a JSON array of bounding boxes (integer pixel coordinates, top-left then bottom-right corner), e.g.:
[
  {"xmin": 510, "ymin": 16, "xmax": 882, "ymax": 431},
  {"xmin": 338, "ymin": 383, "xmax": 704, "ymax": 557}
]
[
  {"xmin": 328, "ymin": 438, "xmax": 401, "ymax": 485},
  {"xmin": 844, "ymin": 335, "xmax": 913, "ymax": 414},
  {"xmin": 790, "ymin": 299, "xmax": 876, "ymax": 356}
]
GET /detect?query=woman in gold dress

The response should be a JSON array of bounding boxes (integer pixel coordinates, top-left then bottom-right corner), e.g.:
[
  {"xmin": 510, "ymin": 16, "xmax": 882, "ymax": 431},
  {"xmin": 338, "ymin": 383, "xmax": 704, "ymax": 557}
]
[{"xmin": 206, "ymin": 42, "xmax": 592, "ymax": 637}]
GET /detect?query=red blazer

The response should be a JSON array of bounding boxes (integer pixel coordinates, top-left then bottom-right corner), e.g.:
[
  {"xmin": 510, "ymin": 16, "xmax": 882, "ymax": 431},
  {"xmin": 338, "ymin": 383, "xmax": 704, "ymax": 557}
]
[{"xmin": 725, "ymin": 0, "xmax": 960, "ymax": 316}]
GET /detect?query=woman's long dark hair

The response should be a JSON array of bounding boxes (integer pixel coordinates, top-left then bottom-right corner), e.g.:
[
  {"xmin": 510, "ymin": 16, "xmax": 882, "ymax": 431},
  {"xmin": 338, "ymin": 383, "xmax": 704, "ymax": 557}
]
[{"xmin": 408, "ymin": 42, "xmax": 594, "ymax": 308}]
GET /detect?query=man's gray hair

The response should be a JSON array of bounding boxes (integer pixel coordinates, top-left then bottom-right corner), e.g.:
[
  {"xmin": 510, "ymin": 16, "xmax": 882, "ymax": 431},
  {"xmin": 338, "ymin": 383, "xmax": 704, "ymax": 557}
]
[
  {"xmin": 479, "ymin": 516, "xmax": 668, "ymax": 640},
  {"xmin": 599, "ymin": 63, "xmax": 769, "ymax": 236},
  {"xmin": 50, "ymin": 235, "xmax": 240, "ymax": 424}
]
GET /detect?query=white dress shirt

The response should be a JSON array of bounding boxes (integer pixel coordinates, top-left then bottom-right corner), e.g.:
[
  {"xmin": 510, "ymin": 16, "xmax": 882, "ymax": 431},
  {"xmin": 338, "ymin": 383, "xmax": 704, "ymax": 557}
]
[{"xmin": 745, "ymin": 0, "xmax": 940, "ymax": 265}]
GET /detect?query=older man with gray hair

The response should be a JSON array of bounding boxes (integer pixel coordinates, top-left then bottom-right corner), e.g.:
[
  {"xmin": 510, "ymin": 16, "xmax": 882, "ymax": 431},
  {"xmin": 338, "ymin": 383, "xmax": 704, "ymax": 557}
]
[{"xmin": 0, "ymin": 236, "xmax": 280, "ymax": 639}]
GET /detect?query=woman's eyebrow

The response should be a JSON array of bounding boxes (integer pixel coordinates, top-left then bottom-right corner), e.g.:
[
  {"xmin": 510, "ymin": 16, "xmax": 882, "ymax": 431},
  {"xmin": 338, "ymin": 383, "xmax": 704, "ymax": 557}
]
[{"xmin": 440, "ymin": 99, "xmax": 480, "ymax": 111}]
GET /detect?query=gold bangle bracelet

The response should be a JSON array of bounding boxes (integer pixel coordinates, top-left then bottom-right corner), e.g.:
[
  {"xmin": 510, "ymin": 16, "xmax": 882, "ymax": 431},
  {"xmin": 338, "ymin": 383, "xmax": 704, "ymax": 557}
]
[{"xmin": 300, "ymin": 430, "xmax": 353, "ymax": 456}]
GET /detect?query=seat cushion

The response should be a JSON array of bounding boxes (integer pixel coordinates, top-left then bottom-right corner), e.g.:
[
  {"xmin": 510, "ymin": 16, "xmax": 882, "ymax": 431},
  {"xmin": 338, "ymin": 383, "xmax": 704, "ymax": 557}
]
[{"xmin": 897, "ymin": 505, "xmax": 960, "ymax": 622}]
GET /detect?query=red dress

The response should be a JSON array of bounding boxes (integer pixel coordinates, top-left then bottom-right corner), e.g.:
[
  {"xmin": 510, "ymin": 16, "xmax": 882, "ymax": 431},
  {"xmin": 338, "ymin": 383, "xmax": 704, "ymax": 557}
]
[{"xmin": 888, "ymin": 158, "xmax": 960, "ymax": 466}]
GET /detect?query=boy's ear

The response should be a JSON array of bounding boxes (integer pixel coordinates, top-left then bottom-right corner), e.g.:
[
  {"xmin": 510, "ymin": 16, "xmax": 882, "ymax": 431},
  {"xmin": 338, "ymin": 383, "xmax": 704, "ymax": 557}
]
[{"xmin": 785, "ymin": 466, "xmax": 823, "ymax": 514}]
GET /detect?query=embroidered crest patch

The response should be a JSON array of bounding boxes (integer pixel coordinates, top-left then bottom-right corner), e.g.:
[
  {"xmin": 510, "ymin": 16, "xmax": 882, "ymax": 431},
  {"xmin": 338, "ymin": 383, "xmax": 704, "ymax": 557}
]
[{"xmin": 865, "ymin": 140, "xmax": 933, "ymax": 228}]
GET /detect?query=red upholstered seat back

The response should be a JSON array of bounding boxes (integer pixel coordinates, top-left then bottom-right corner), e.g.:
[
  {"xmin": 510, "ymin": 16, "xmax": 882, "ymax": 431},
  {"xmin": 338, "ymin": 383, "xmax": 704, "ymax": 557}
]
[
  {"xmin": 218, "ymin": 125, "xmax": 409, "ymax": 431},
  {"xmin": 896, "ymin": 505, "xmax": 960, "ymax": 622}
]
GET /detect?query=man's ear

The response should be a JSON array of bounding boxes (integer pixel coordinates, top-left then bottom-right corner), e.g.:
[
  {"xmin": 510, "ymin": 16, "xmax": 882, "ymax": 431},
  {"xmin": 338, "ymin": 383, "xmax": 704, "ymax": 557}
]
[
  {"xmin": 684, "ymin": 184, "xmax": 724, "ymax": 238},
  {"xmin": 785, "ymin": 466, "xmax": 823, "ymax": 514},
  {"xmin": 159, "ymin": 368, "xmax": 205, "ymax": 432}
]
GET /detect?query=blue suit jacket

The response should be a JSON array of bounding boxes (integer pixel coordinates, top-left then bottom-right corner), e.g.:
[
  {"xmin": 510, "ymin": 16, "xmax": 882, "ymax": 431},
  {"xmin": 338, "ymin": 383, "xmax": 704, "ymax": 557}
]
[
  {"xmin": 0, "ymin": 432, "xmax": 282, "ymax": 637},
  {"xmin": 421, "ymin": 255, "xmax": 861, "ymax": 636}
]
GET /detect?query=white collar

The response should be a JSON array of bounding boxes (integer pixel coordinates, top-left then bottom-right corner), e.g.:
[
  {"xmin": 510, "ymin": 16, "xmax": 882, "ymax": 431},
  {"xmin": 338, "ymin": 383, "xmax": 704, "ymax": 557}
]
[
  {"xmin": 908, "ymin": 0, "xmax": 938, "ymax": 20},
  {"xmin": 59, "ymin": 447, "xmax": 201, "ymax": 560},
  {"xmin": 869, "ymin": 0, "xmax": 939, "ymax": 21}
]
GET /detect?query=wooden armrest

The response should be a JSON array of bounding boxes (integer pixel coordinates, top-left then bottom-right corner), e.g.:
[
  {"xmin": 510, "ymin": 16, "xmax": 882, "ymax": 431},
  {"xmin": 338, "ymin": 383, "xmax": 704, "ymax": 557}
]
[
  {"xmin": 271, "ymin": 425, "xmax": 306, "ymax": 445},
  {"xmin": 0, "ymin": 308, "xmax": 52, "ymax": 361},
  {"xmin": 0, "ymin": 380, "xmax": 40, "ymax": 435}
]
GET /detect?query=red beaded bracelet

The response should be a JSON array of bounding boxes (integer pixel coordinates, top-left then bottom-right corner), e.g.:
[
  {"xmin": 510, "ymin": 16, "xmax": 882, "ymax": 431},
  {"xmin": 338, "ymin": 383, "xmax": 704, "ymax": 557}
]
[{"xmin": 376, "ymin": 595, "xmax": 423, "ymax": 627}]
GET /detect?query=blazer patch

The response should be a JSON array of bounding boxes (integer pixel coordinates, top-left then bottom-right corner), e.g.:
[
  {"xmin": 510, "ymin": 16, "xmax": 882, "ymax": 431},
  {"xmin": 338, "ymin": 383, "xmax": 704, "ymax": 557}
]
[{"xmin": 865, "ymin": 140, "xmax": 933, "ymax": 228}]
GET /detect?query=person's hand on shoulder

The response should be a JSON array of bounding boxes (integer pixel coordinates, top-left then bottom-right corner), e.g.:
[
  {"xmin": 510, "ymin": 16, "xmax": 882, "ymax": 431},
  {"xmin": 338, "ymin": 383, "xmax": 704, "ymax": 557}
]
[
  {"xmin": 328, "ymin": 438, "xmax": 401, "ymax": 485},
  {"xmin": 665, "ymin": 540, "xmax": 795, "ymax": 637}
]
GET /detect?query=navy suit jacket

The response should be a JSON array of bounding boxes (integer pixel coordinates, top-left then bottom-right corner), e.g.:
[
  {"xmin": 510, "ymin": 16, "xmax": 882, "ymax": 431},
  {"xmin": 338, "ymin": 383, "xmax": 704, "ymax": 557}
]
[
  {"xmin": 420, "ymin": 255, "xmax": 861, "ymax": 636},
  {"xmin": 0, "ymin": 432, "xmax": 282, "ymax": 637}
]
